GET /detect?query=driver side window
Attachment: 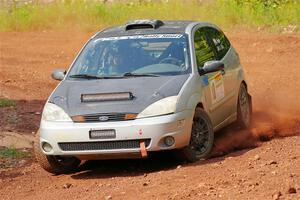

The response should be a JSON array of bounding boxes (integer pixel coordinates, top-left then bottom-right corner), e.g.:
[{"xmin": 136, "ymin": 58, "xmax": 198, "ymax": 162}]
[{"xmin": 194, "ymin": 28, "xmax": 215, "ymax": 70}]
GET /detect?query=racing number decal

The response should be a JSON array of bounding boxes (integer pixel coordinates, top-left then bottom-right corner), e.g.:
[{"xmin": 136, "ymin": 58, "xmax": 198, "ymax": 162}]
[{"xmin": 209, "ymin": 72, "xmax": 225, "ymax": 104}]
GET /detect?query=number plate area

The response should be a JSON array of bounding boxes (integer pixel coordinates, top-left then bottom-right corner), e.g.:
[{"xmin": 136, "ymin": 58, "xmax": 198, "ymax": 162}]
[{"xmin": 89, "ymin": 129, "xmax": 116, "ymax": 139}]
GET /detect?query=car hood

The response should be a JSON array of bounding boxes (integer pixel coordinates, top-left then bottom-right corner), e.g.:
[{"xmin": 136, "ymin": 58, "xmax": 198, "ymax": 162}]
[{"xmin": 49, "ymin": 74, "xmax": 190, "ymax": 116}]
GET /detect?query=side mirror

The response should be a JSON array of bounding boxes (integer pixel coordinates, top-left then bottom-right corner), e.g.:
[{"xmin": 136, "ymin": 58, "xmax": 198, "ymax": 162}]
[
  {"xmin": 199, "ymin": 61, "xmax": 224, "ymax": 76},
  {"xmin": 51, "ymin": 69, "xmax": 66, "ymax": 81}
]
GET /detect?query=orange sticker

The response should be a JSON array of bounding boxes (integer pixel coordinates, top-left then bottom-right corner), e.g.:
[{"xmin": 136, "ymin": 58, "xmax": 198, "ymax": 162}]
[{"xmin": 214, "ymin": 73, "xmax": 222, "ymax": 81}]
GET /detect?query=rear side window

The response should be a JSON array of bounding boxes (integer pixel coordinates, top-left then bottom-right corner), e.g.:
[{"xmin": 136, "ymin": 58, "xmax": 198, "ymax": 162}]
[
  {"xmin": 194, "ymin": 28, "xmax": 215, "ymax": 69},
  {"xmin": 206, "ymin": 28, "xmax": 231, "ymax": 60}
]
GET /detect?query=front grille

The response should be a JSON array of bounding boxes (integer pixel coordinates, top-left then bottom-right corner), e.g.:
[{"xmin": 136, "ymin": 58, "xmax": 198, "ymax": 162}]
[
  {"xmin": 72, "ymin": 113, "xmax": 137, "ymax": 123},
  {"xmin": 58, "ymin": 139, "xmax": 151, "ymax": 151},
  {"xmin": 84, "ymin": 113, "xmax": 126, "ymax": 122}
]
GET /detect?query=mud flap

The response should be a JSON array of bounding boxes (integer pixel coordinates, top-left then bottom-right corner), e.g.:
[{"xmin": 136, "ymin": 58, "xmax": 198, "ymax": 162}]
[{"xmin": 140, "ymin": 140, "xmax": 148, "ymax": 158}]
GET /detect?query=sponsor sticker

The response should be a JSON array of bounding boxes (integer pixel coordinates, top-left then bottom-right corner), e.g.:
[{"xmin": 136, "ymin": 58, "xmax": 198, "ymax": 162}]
[
  {"xmin": 202, "ymin": 76, "xmax": 209, "ymax": 86},
  {"xmin": 209, "ymin": 72, "xmax": 225, "ymax": 104}
]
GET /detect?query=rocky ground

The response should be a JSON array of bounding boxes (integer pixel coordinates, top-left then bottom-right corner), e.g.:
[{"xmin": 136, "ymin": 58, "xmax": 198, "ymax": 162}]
[{"xmin": 0, "ymin": 29, "xmax": 300, "ymax": 199}]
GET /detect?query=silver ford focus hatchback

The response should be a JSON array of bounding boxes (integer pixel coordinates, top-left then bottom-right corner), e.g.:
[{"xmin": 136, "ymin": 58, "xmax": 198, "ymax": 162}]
[{"xmin": 35, "ymin": 20, "xmax": 252, "ymax": 174}]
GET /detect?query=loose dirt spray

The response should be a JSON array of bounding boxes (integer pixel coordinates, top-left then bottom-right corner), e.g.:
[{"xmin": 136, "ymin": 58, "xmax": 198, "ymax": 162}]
[{"xmin": 212, "ymin": 88, "xmax": 300, "ymax": 156}]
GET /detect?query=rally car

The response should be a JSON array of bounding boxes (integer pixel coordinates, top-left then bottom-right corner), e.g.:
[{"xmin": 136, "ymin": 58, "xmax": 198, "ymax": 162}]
[{"xmin": 34, "ymin": 20, "xmax": 252, "ymax": 174}]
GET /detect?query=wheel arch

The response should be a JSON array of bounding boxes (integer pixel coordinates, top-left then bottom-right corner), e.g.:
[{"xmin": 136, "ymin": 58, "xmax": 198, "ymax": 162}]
[{"xmin": 185, "ymin": 93, "xmax": 207, "ymax": 111}]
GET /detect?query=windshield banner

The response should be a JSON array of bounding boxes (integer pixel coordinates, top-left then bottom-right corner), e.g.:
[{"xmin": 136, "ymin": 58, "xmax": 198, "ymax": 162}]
[{"xmin": 95, "ymin": 34, "xmax": 184, "ymax": 42}]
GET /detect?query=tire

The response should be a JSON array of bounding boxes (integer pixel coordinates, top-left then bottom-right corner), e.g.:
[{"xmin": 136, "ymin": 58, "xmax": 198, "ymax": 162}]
[
  {"xmin": 34, "ymin": 131, "xmax": 81, "ymax": 174},
  {"xmin": 237, "ymin": 84, "xmax": 252, "ymax": 129},
  {"xmin": 174, "ymin": 108, "xmax": 214, "ymax": 162}
]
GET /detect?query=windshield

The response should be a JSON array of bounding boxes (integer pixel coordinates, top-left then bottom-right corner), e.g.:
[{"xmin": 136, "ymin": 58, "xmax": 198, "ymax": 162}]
[{"xmin": 68, "ymin": 34, "xmax": 190, "ymax": 78}]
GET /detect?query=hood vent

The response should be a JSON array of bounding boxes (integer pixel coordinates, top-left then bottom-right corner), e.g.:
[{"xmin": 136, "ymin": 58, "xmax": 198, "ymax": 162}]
[
  {"xmin": 81, "ymin": 92, "xmax": 134, "ymax": 102},
  {"xmin": 125, "ymin": 20, "xmax": 164, "ymax": 31}
]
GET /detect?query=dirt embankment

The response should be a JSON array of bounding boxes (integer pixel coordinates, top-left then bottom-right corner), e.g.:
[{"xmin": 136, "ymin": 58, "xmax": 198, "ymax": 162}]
[{"xmin": 0, "ymin": 30, "xmax": 300, "ymax": 200}]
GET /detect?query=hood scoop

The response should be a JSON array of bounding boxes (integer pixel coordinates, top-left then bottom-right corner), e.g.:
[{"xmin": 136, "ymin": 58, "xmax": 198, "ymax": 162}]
[{"xmin": 81, "ymin": 92, "xmax": 134, "ymax": 102}]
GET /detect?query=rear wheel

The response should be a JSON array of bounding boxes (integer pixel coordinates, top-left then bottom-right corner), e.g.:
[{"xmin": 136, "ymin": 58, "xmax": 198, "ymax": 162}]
[
  {"xmin": 34, "ymin": 131, "xmax": 80, "ymax": 174},
  {"xmin": 175, "ymin": 108, "xmax": 214, "ymax": 162},
  {"xmin": 237, "ymin": 84, "xmax": 252, "ymax": 128}
]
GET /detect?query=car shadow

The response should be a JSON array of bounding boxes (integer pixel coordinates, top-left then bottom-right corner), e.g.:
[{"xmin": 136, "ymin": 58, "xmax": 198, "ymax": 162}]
[
  {"xmin": 71, "ymin": 148, "xmax": 254, "ymax": 180},
  {"xmin": 71, "ymin": 151, "xmax": 181, "ymax": 179}
]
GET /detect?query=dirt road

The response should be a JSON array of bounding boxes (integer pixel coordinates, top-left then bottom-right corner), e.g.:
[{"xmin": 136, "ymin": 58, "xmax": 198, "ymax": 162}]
[{"xmin": 0, "ymin": 30, "xmax": 300, "ymax": 199}]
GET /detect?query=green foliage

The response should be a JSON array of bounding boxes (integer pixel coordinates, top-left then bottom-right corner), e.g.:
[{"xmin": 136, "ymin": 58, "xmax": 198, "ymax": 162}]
[
  {"xmin": 0, "ymin": 147, "xmax": 30, "ymax": 159},
  {"xmin": 216, "ymin": 0, "xmax": 300, "ymax": 29},
  {"xmin": 0, "ymin": 0, "xmax": 299, "ymax": 31},
  {"xmin": 235, "ymin": 0, "xmax": 298, "ymax": 8},
  {"xmin": 0, "ymin": 98, "xmax": 16, "ymax": 108}
]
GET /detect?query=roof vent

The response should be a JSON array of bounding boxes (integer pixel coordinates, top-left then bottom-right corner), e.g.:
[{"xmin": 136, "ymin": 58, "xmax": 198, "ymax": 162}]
[{"xmin": 125, "ymin": 20, "xmax": 164, "ymax": 31}]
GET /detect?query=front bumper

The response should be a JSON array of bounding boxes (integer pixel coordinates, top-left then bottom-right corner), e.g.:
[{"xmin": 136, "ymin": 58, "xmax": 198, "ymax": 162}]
[{"xmin": 39, "ymin": 110, "xmax": 193, "ymax": 159}]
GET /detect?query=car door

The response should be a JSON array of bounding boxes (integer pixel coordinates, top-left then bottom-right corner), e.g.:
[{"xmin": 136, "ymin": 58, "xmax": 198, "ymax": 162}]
[
  {"xmin": 205, "ymin": 27, "xmax": 238, "ymax": 119},
  {"xmin": 193, "ymin": 27, "xmax": 227, "ymax": 127}
]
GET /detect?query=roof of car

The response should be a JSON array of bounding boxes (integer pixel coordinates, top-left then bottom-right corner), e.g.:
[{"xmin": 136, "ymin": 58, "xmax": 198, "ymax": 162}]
[{"xmin": 94, "ymin": 20, "xmax": 200, "ymax": 38}]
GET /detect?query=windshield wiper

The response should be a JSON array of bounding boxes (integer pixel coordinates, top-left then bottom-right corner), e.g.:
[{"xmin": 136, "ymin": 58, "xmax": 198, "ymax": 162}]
[
  {"xmin": 69, "ymin": 74, "xmax": 122, "ymax": 79},
  {"xmin": 70, "ymin": 73, "xmax": 160, "ymax": 79},
  {"xmin": 122, "ymin": 72, "xmax": 160, "ymax": 77}
]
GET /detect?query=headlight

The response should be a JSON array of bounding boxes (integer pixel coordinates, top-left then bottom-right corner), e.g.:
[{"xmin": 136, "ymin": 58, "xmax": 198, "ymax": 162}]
[
  {"xmin": 42, "ymin": 102, "xmax": 72, "ymax": 122},
  {"xmin": 137, "ymin": 96, "xmax": 178, "ymax": 118}
]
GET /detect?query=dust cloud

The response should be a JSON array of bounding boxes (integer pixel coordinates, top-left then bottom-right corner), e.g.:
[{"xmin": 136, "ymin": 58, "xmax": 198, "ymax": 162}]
[{"xmin": 212, "ymin": 88, "xmax": 300, "ymax": 156}]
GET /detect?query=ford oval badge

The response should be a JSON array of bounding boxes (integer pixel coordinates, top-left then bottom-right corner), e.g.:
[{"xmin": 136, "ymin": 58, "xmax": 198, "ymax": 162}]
[{"xmin": 99, "ymin": 116, "xmax": 109, "ymax": 121}]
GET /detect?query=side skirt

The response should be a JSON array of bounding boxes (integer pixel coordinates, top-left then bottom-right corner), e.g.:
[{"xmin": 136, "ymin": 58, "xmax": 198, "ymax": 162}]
[{"xmin": 213, "ymin": 112, "xmax": 237, "ymax": 133}]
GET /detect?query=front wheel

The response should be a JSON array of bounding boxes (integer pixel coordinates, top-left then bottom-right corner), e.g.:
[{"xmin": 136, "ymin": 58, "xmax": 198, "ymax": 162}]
[
  {"xmin": 174, "ymin": 108, "xmax": 214, "ymax": 162},
  {"xmin": 34, "ymin": 131, "xmax": 80, "ymax": 174}
]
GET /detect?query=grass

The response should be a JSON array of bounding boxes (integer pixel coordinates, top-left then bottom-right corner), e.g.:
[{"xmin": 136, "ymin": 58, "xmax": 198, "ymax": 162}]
[
  {"xmin": 0, "ymin": 147, "xmax": 30, "ymax": 159},
  {"xmin": 0, "ymin": 98, "xmax": 16, "ymax": 108},
  {"xmin": 0, "ymin": 0, "xmax": 299, "ymax": 32}
]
